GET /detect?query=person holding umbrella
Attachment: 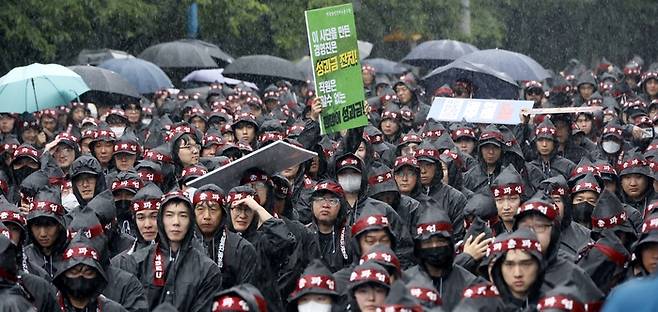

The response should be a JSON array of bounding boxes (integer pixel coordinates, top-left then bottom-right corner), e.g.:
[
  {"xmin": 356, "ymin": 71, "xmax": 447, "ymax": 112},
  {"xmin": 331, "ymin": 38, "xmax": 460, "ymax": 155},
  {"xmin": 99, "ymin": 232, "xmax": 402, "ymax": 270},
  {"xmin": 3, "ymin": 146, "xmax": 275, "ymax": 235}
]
[{"xmin": 392, "ymin": 80, "xmax": 430, "ymax": 131}]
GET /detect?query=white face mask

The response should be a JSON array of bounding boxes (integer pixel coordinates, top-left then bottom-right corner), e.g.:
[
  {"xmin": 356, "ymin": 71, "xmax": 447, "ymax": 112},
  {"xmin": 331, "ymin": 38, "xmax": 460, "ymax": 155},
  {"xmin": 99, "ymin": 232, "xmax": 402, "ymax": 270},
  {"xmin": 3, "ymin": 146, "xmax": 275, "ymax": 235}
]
[
  {"xmin": 298, "ymin": 301, "xmax": 332, "ymax": 312},
  {"xmin": 110, "ymin": 126, "xmax": 125, "ymax": 138},
  {"xmin": 338, "ymin": 173, "xmax": 361, "ymax": 193},
  {"xmin": 61, "ymin": 191, "xmax": 79, "ymax": 212},
  {"xmin": 602, "ymin": 140, "xmax": 621, "ymax": 154}
]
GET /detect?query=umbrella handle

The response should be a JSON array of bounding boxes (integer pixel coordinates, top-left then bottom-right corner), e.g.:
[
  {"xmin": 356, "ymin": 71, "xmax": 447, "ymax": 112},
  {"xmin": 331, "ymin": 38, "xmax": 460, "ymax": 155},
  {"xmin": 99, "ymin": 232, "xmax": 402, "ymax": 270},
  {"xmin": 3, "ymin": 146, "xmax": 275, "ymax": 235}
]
[{"xmin": 30, "ymin": 78, "xmax": 38, "ymax": 112}]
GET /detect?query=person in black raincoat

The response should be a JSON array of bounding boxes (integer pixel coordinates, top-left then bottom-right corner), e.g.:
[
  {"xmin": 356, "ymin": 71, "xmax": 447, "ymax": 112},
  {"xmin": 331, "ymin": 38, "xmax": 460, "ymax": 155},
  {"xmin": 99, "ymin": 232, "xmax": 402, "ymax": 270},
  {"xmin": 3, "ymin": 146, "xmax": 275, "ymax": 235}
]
[
  {"xmin": 536, "ymin": 284, "xmax": 590, "ymax": 312},
  {"xmin": 489, "ymin": 165, "xmax": 527, "ymax": 234},
  {"xmin": 23, "ymin": 187, "xmax": 67, "ymax": 280},
  {"xmin": 513, "ymin": 190, "xmax": 604, "ymax": 307},
  {"xmin": 0, "ymin": 229, "xmax": 38, "ymax": 312},
  {"xmin": 110, "ymin": 170, "xmax": 143, "ymax": 236},
  {"xmin": 377, "ymin": 281, "xmax": 427, "ymax": 312},
  {"xmin": 452, "ymin": 282, "xmax": 504, "ymax": 312},
  {"xmin": 530, "ymin": 118, "xmax": 576, "ymax": 180},
  {"xmin": 404, "ymin": 271, "xmax": 445, "ymax": 311},
  {"xmin": 590, "ymin": 122, "xmax": 627, "ymax": 164},
  {"xmin": 126, "ymin": 182, "xmax": 163, "ymax": 255},
  {"xmin": 307, "ymin": 180, "xmax": 352, "ymax": 273},
  {"xmin": 8, "ymin": 144, "xmax": 42, "ymax": 204},
  {"xmin": 392, "ymin": 80, "xmax": 430, "ymax": 131},
  {"xmin": 88, "ymin": 126, "xmax": 117, "ymax": 173},
  {"xmin": 455, "ymin": 195, "xmax": 496, "ymax": 275},
  {"xmin": 53, "ymin": 233, "xmax": 127, "ymax": 311},
  {"xmin": 287, "ymin": 259, "xmax": 340, "ymax": 312},
  {"xmin": 541, "ymin": 175, "xmax": 591, "ymax": 260},
  {"xmin": 439, "ymin": 148, "xmax": 473, "ymax": 198},
  {"xmin": 204, "ymin": 283, "xmax": 269, "ymax": 312},
  {"xmin": 67, "ymin": 207, "xmax": 148, "ymax": 312},
  {"xmin": 487, "ymin": 229, "xmax": 545, "ymax": 311},
  {"xmin": 367, "ymin": 161, "xmax": 419, "ymax": 244},
  {"xmin": 332, "ymin": 205, "xmax": 403, "ymax": 311},
  {"xmin": 464, "ymin": 125, "xmax": 506, "ymax": 193},
  {"xmin": 86, "ymin": 190, "xmax": 135, "ymax": 258},
  {"xmin": 347, "ymin": 261, "xmax": 392, "ymax": 312},
  {"xmin": 225, "ymin": 185, "xmax": 295, "ymax": 312},
  {"xmin": 404, "ymin": 207, "xmax": 480, "ymax": 311},
  {"xmin": 628, "ymin": 212, "xmax": 658, "ymax": 278},
  {"xmin": 618, "ymin": 148, "xmax": 655, "ymax": 214},
  {"xmin": 69, "ymin": 155, "xmax": 107, "ymax": 209},
  {"xmin": 191, "ymin": 184, "xmax": 257, "ymax": 289},
  {"xmin": 121, "ymin": 190, "xmax": 221, "ymax": 312},
  {"xmin": 577, "ymin": 229, "xmax": 631, "ymax": 294},
  {"xmin": 111, "ymin": 130, "xmax": 142, "ymax": 174},
  {"xmin": 415, "ymin": 141, "xmax": 467, "ymax": 240}
]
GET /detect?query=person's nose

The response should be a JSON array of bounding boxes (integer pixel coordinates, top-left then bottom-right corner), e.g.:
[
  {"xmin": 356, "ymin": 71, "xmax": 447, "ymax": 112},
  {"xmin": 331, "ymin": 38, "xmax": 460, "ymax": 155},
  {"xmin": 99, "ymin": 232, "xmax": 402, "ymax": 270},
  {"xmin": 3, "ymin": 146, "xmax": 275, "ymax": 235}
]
[
  {"xmin": 203, "ymin": 210, "xmax": 212, "ymax": 220},
  {"xmin": 513, "ymin": 264, "xmax": 523, "ymax": 278}
]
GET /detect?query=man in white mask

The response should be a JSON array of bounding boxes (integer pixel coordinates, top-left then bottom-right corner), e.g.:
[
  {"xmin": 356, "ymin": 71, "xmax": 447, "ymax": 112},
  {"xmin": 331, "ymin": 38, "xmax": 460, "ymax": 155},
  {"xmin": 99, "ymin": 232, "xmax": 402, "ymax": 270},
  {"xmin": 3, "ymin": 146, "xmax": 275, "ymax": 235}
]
[
  {"xmin": 335, "ymin": 153, "xmax": 364, "ymax": 209},
  {"xmin": 105, "ymin": 108, "xmax": 128, "ymax": 138},
  {"xmin": 593, "ymin": 122, "xmax": 626, "ymax": 165},
  {"xmin": 288, "ymin": 259, "xmax": 338, "ymax": 312}
]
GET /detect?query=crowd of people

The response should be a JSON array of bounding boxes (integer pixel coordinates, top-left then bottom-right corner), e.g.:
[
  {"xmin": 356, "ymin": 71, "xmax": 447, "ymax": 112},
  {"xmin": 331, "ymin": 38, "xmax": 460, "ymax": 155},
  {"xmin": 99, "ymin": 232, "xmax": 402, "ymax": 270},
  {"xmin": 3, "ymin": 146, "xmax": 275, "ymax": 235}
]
[{"xmin": 1, "ymin": 54, "xmax": 658, "ymax": 312}]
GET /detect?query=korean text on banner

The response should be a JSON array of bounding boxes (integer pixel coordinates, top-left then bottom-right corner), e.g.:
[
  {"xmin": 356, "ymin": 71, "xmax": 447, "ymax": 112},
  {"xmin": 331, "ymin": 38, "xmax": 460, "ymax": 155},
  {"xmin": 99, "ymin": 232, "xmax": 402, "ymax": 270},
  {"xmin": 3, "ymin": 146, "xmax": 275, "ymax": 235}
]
[
  {"xmin": 305, "ymin": 3, "xmax": 367, "ymax": 134},
  {"xmin": 427, "ymin": 97, "xmax": 535, "ymax": 125}
]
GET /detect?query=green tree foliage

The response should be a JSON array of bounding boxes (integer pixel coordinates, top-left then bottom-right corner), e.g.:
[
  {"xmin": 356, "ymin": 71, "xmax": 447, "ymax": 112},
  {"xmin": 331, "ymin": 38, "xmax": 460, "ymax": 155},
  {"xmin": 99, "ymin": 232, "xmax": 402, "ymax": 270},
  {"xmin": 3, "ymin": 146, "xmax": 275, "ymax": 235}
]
[{"xmin": 1, "ymin": 0, "xmax": 657, "ymax": 75}]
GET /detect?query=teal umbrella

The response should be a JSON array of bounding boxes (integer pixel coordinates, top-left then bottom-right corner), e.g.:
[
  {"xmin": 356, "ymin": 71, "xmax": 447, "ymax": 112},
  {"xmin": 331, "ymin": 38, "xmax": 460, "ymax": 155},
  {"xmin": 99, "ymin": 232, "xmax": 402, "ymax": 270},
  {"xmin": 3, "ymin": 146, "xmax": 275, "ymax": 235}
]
[{"xmin": 0, "ymin": 63, "xmax": 90, "ymax": 113}]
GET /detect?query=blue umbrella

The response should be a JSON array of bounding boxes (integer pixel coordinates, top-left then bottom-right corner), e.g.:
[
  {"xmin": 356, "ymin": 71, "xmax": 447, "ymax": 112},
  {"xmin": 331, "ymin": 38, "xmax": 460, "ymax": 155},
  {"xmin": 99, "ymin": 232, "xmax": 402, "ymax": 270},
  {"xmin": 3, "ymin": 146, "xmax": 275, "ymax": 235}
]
[
  {"xmin": 401, "ymin": 39, "xmax": 479, "ymax": 69},
  {"xmin": 422, "ymin": 59, "xmax": 519, "ymax": 99},
  {"xmin": 457, "ymin": 48, "xmax": 550, "ymax": 81},
  {"xmin": 0, "ymin": 63, "xmax": 90, "ymax": 113},
  {"xmin": 98, "ymin": 58, "xmax": 173, "ymax": 94}
]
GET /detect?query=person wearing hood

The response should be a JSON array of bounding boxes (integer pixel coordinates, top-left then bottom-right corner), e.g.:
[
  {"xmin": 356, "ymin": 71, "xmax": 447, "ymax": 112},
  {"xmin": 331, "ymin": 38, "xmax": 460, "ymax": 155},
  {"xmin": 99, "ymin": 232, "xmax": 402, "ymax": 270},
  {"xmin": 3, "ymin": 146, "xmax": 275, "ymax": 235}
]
[
  {"xmin": 0, "ymin": 220, "xmax": 58, "ymax": 312},
  {"xmin": 487, "ymin": 228, "xmax": 545, "ymax": 311},
  {"xmin": 67, "ymin": 208, "xmax": 149, "ymax": 312},
  {"xmin": 0, "ymin": 228, "xmax": 41, "ymax": 312},
  {"xmin": 9, "ymin": 144, "xmax": 41, "ymax": 199},
  {"xmin": 192, "ymin": 184, "xmax": 257, "ymax": 289},
  {"xmin": 618, "ymin": 148, "xmax": 656, "ymax": 214},
  {"xmin": 591, "ymin": 122, "xmax": 627, "ymax": 164},
  {"xmin": 111, "ymin": 170, "xmax": 143, "ymax": 236},
  {"xmin": 53, "ymin": 233, "xmax": 127, "ymax": 311},
  {"xmin": 450, "ymin": 123, "xmax": 478, "ymax": 157},
  {"xmin": 378, "ymin": 108, "xmax": 403, "ymax": 145},
  {"xmin": 232, "ymin": 112, "xmax": 260, "ymax": 149},
  {"xmin": 464, "ymin": 125, "xmax": 506, "ymax": 193},
  {"xmin": 112, "ymin": 130, "xmax": 142, "ymax": 173},
  {"xmin": 628, "ymin": 212, "xmax": 658, "ymax": 278},
  {"xmin": 453, "ymin": 282, "xmax": 504, "ymax": 312},
  {"xmin": 404, "ymin": 208, "xmax": 480, "ymax": 311},
  {"xmin": 577, "ymin": 229, "xmax": 631, "ymax": 294},
  {"xmin": 489, "ymin": 165, "xmax": 526, "ymax": 234},
  {"xmin": 204, "ymin": 283, "xmax": 269, "ymax": 312},
  {"xmin": 89, "ymin": 126, "xmax": 117, "ymax": 173},
  {"xmin": 454, "ymin": 193, "xmax": 497, "ymax": 274},
  {"xmin": 541, "ymin": 175, "xmax": 592, "ymax": 260},
  {"xmin": 590, "ymin": 190, "xmax": 640, "ymax": 253},
  {"xmin": 308, "ymin": 180, "xmax": 352, "ymax": 273},
  {"xmin": 416, "ymin": 141, "xmax": 467, "ymax": 240},
  {"xmin": 392, "ymin": 80, "xmax": 430, "ymax": 131},
  {"xmin": 123, "ymin": 190, "xmax": 221, "ymax": 312},
  {"xmin": 440, "ymin": 148, "xmax": 473, "ymax": 197},
  {"xmin": 85, "ymin": 190, "xmax": 135, "ymax": 258},
  {"xmin": 573, "ymin": 71, "xmax": 599, "ymax": 106},
  {"xmin": 23, "ymin": 187, "xmax": 67, "ymax": 280},
  {"xmin": 287, "ymin": 259, "xmax": 339, "ymax": 312},
  {"xmin": 404, "ymin": 272, "xmax": 445, "ymax": 311},
  {"xmin": 348, "ymin": 261, "xmax": 392, "ymax": 312},
  {"xmin": 46, "ymin": 132, "xmax": 80, "ymax": 174},
  {"xmin": 376, "ymin": 281, "xmax": 426, "ymax": 312},
  {"xmin": 513, "ymin": 191, "xmax": 604, "ymax": 307},
  {"xmin": 225, "ymin": 185, "xmax": 295, "ymax": 312},
  {"xmin": 69, "ymin": 155, "xmax": 107, "ymax": 209},
  {"xmin": 530, "ymin": 118, "xmax": 576, "ymax": 180}
]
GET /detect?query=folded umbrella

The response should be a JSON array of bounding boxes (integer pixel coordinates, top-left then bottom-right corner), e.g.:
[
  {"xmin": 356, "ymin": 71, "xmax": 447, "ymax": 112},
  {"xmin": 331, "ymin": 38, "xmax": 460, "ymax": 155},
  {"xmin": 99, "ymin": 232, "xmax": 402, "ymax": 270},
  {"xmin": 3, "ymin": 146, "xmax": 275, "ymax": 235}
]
[
  {"xmin": 98, "ymin": 58, "xmax": 173, "ymax": 94},
  {"xmin": 422, "ymin": 59, "xmax": 519, "ymax": 99},
  {"xmin": 0, "ymin": 63, "xmax": 89, "ymax": 113}
]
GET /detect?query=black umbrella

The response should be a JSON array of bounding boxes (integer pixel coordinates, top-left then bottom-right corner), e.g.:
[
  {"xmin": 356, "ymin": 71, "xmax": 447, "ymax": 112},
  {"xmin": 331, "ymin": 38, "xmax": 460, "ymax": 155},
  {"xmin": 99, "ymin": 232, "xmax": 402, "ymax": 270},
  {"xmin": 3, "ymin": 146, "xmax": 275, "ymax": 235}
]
[
  {"xmin": 139, "ymin": 39, "xmax": 233, "ymax": 68},
  {"xmin": 362, "ymin": 58, "xmax": 411, "ymax": 75},
  {"xmin": 68, "ymin": 65, "xmax": 140, "ymax": 98},
  {"xmin": 223, "ymin": 55, "xmax": 305, "ymax": 85},
  {"xmin": 458, "ymin": 49, "xmax": 550, "ymax": 81},
  {"xmin": 422, "ymin": 59, "xmax": 519, "ymax": 99},
  {"xmin": 401, "ymin": 39, "xmax": 478, "ymax": 69}
]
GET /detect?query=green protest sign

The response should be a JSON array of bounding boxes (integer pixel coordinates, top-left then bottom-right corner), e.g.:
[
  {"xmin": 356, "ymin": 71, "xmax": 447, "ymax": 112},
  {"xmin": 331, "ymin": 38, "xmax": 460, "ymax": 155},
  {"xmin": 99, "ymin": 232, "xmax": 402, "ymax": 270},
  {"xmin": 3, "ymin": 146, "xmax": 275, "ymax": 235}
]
[{"xmin": 305, "ymin": 3, "xmax": 367, "ymax": 135}]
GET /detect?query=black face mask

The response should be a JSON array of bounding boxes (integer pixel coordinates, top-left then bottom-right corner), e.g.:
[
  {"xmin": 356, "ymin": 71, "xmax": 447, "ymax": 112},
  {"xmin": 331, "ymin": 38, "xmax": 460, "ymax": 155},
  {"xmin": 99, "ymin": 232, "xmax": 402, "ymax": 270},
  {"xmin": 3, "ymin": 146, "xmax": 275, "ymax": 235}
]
[
  {"xmin": 13, "ymin": 167, "xmax": 36, "ymax": 184},
  {"xmin": 573, "ymin": 202, "xmax": 595, "ymax": 227},
  {"xmin": 115, "ymin": 200, "xmax": 132, "ymax": 219},
  {"xmin": 416, "ymin": 245, "xmax": 453, "ymax": 268},
  {"xmin": 59, "ymin": 275, "xmax": 104, "ymax": 300}
]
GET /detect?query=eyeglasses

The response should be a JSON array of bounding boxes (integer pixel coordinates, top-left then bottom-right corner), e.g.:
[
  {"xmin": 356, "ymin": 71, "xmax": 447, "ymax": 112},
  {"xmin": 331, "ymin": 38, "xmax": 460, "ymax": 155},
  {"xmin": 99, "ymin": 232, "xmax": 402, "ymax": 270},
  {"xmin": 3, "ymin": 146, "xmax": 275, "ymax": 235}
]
[
  {"xmin": 519, "ymin": 223, "xmax": 552, "ymax": 234},
  {"xmin": 312, "ymin": 197, "xmax": 340, "ymax": 205},
  {"xmin": 230, "ymin": 205, "xmax": 252, "ymax": 215},
  {"xmin": 180, "ymin": 144, "xmax": 200, "ymax": 152}
]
